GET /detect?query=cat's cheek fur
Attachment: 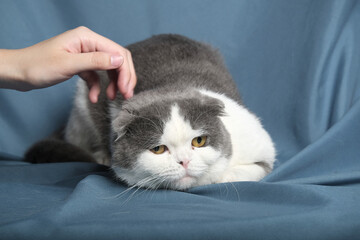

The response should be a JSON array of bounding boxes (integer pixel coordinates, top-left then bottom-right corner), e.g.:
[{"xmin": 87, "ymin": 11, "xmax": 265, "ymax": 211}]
[
  {"xmin": 188, "ymin": 147, "xmax": 226, "ymax": 182},
  {"xmin": 131, "ymin": 151, "xmax": 195, "ymax": 190}
]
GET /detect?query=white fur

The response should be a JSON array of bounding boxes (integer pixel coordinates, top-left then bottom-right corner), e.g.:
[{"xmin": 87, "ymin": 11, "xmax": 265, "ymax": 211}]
[{"xmin": 199, "ymin": 89, "xmax": 276, "ymax": 182}]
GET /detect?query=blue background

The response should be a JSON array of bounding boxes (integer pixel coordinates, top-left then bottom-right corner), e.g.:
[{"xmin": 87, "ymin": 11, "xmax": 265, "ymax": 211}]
[{"xmin": 1, "ymin": 1, "xmax": 360, "ymax": 239}]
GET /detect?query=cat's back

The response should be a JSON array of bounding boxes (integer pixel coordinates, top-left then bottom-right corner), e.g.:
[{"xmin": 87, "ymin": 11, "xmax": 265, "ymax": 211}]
[{"xmin": 127, "ymin": 34, "xmax": 241, "ymax": 102}]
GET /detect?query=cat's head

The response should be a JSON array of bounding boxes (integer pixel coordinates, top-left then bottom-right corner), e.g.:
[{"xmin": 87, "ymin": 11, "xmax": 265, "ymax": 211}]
[{"xmin": 110, "ymin": 90, "xmax": 231, "ymax": 190}]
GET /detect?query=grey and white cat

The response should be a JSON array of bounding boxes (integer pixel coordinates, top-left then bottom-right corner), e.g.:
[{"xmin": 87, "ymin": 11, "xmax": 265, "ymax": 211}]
[{"xmin": 27, "ymin": 34, "xmax": 275, "ymax": 190}]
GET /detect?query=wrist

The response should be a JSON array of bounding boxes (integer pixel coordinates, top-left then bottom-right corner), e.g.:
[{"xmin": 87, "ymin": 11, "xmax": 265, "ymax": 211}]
[{"xmin": 0, "ymin": 49, "xmax": 33, "ymax": 91}]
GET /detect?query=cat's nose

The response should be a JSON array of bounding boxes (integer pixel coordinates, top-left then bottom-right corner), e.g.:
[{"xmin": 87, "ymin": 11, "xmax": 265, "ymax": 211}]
[{"xmin": 179, "ymin": 159, "xmax": 190, "ymax": 169}]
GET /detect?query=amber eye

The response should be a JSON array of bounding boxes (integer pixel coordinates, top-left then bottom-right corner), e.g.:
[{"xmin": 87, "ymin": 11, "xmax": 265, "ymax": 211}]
[
  {"xmin": 192, "ymin": 136, "xmax": 207, "ymax": 148},
  {"xmin": 150, "ymin": 145, "xmax": 166, "ymax": 154}
]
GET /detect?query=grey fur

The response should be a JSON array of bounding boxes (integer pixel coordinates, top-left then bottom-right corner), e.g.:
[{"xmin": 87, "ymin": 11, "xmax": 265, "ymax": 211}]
[
  {"xmin": 127, "ymin": 34, "xmax": 241, "ymax": 103},
  {"xmin": 88, "ymin": 34, "xmax": 240, "ymax": 169}
]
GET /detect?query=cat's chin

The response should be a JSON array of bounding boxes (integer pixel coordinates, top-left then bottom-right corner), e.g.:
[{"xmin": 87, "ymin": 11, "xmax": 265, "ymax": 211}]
[
  {"xmin": 172, "ymin": 175, "xmax": 198, "ymax": 190},
  {"xmin": 113, "ymin": 167, "xmax": 197, "ymax": 191}
]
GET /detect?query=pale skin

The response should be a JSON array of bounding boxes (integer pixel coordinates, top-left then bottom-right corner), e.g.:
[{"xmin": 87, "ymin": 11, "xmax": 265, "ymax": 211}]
[{"xmin": 0, "ymin": 26, "xmax": 137, "ymax": 103}]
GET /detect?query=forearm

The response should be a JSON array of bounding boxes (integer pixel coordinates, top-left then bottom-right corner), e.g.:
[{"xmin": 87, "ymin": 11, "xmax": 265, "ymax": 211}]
[{"xmin": 0, "ymin": 49, "xmax": 32, "ymax": 91}]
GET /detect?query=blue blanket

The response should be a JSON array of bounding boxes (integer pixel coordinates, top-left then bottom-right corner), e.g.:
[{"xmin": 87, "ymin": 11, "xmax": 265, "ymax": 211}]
[{"xmin": 1, "ymin": 1, "xmax": 360, "ymax": 239}]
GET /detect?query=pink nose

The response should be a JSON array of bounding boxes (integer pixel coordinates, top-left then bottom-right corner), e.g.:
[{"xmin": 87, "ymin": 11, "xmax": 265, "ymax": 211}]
[{"xmin": 179, "ymin": 159, "xmax": 190, "ymax": 169}]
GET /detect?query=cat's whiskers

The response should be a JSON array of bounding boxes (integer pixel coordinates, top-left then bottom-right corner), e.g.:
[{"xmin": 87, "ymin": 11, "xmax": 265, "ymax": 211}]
[
  {"xmin": 164, "ymin": 178, "xmax": 172, "ymax": 190},
  {"xmin": 156, "ymin": 168, "xmax": 183, "ymax": 182},
  {"xmin": 138, "ymin": 175, "xmax": 166, "ymax": 201},
  {"xmin": 136, "ymin": 175, "xmax": 159, "ymax": 187},
  {"xmin": 102, "ymin": 183, "xmax": 139, "ymax": 200},
  {"xmin": 118, "ymin": 174, "xmax": 162, "ymax": 205},
  {"xmin": 135, "ymin": 169, "xmax": 169, "ymax": 189},
  {"xmin": 111, "ymin": 173, "xmax": 161, "ymax": 201}
]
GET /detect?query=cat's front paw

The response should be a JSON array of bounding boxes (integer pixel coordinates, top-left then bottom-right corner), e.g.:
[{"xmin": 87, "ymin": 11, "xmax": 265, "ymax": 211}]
[
  {"xmin": 220, "ymin": 172, "xmax": 252, "ymax": 183},
  {"xmin": 220, "ymin": 164, "xmax": 268, "ymax": 183}
]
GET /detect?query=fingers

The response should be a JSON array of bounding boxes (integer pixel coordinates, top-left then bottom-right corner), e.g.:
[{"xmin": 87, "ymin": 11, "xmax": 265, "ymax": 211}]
[
  {"xmin": 122, "ymin": 50, "xmax": 136, "ymax": 99},
  {"xmin": 78, "ymin": 71, "xmax": 101, "ymax": 103},
  {"xmin": 68, "ymin": 50, "xmax": 132, "ymax": 102},
  {"xmin": 74, "ymin": 27, "xmax": 137, "ymax": 99},
  {"xmin": 106, "ymin": 70, "xmax": 118, "ymax": 100},
  {"xmin": 128, "ymin": 53, "xmax": 136, "ymax": 98},
  {"xmin": 68, "ymin": 52, "xmax": 124, "ymax": 74},
  {"xmin": 68, "ymin": 27, "xmax": 137, "ymax": 100},
  {"xmin": 89, "ymin": 83, "xmax": 101, "ymax": 103},
  {"xmin": 117, "ymin": 49, "xmax": 132, "ymax": 98},
  {"xmin": 106, "ymin": 49, "xmax": 136, "ymax": 100}
]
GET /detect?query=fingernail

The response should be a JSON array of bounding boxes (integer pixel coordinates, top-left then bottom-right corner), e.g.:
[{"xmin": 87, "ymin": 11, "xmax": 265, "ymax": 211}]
[{"xmin": 111, "ymin": 55, "xmax": 123, "ymax": 67}]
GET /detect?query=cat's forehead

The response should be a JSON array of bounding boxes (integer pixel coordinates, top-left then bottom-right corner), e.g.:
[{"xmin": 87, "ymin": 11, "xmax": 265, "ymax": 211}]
[
  {"xmin": 120, "ymin": 89, "xmax": 224, "ymax": 123},
  {"xmin": 161, "ymin": 105, "xmax": 203, "ymax": 146}
]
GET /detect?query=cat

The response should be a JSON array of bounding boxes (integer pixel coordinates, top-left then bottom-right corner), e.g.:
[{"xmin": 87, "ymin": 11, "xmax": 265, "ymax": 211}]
[{"xmin": 26, "ymin": 34, "xmax": 276, "ymax": 190}]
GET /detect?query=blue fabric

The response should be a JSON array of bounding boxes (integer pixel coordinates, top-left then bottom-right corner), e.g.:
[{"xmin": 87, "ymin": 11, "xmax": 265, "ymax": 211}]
[{"xmin": 1, "ymin": 0, "xmax": 360, "ymax": 239}]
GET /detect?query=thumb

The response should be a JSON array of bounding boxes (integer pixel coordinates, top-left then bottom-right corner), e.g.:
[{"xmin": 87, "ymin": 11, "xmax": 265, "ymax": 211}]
[{"xmin": 68, "ymin": 52, "xmax": 124, "ymax": 73}]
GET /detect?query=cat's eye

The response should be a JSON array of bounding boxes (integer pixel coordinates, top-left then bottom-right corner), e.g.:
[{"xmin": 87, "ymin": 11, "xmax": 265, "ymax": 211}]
[
  {"xmin": 192, "ymin": 136, "xmax": 207, "ymax": 148},
  {"xmin": 150, "ymin": 145, "xmax": 167, "ymax": 154}
]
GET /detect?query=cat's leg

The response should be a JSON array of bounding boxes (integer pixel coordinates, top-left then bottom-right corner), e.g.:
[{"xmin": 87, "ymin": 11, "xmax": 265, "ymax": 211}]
[
  {"xmin": 64, "ymin": 81, "xmax": 95, "ymax": 150},
  {"xmin": 220, "ymin": 163, "xmax": 269, "ymax": 182},
  {"xmin": 64, "ymin": 80, "xmax": 110, "ymax": 165},
  {"xmin": 65, "ymin": 105, "xmax": 110, "ymax": 166}
]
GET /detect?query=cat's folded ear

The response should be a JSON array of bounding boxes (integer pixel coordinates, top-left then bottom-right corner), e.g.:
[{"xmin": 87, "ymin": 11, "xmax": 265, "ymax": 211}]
[
  {"xmin": 198, "ymin": 95, "xmax": 226, "ymax": 117},
  {"xmin": 112, "ymin": 107, "xmax": 137, "ymax": 141}
]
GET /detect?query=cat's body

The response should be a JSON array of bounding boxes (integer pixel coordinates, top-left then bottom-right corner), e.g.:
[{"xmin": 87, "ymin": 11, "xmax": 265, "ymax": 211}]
[{"xmin": 27, "ymin": 34, "xmax": 275, "ymax": 190}]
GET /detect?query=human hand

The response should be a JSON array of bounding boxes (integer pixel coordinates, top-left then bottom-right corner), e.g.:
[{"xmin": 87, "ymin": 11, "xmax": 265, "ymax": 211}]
[{"xmin": 0, "ymin": 26, "xmax": 136, "ymax": 102}]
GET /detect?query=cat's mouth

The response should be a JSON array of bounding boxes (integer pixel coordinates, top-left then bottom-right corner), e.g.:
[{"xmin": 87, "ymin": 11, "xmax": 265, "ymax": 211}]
[
  {"xmin": 180, "ymin": 173, "xmax": 193, "ymax": 181},
  {"xmin": 174, "ymin": 173, "xmax": 197, "ymax": 190}
]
